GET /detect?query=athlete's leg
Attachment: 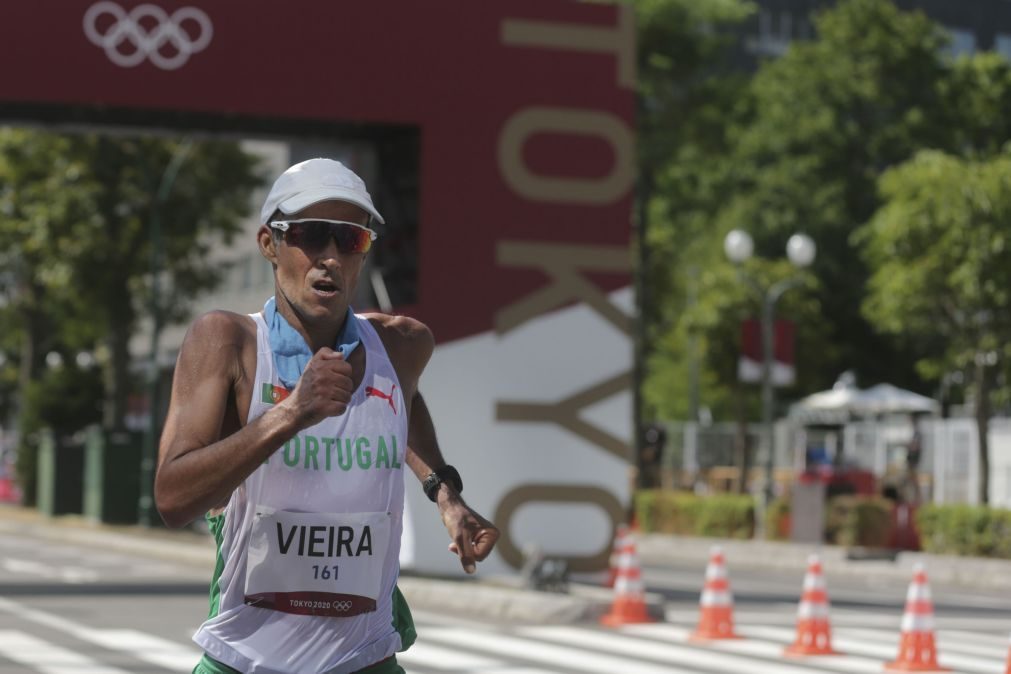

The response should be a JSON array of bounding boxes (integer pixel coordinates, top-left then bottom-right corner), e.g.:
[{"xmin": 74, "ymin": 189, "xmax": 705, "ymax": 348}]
[
  {"xmin": 353, "ymin": 655, "xmax": 405, "ymax": 674},
  {"xmin": 192, "ymin": 654, "xmax": 241, "ymax": 674}
]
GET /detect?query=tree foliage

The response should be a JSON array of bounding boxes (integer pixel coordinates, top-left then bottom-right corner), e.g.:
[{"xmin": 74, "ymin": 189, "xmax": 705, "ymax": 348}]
[
  {"xmin": 641, "ymin": 0, "xmax": 1011, "ymax": 431},
  {"xmin": 859, "ymin": 149, "xmax": 1011, "ymax": 502},
  {"xmin": 0, "ymin": 128, "xmax": 262, "ymax": 440},
  {"xmin": 631, "ymin": 0, "xmax": 766, "ymax": 421},
  {"xmin": 709, "ymin": 0, "xmax": 952, "ymax": 390}
]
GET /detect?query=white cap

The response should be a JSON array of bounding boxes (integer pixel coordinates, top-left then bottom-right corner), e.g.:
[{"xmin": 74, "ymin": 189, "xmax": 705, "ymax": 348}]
[{"xmin": 260, "ymin": 158, "xmax": 385, "ymax": 225}]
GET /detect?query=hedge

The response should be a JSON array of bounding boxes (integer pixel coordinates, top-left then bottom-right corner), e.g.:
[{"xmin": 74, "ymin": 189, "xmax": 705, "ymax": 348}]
[
  {"xmin": 635, "ymin": 491, "xmax": 908, "ymax": 547},
  {"xmin": 634, "ymin": 490, "xmax": 754, "ymax": 539},
  {"xmin": 916, "ymin": 504, "xmax": 1011, "ymax": 558},
  {"xmin": 824, "ymin": 495, "xmax": 892, "ymax": 547}
]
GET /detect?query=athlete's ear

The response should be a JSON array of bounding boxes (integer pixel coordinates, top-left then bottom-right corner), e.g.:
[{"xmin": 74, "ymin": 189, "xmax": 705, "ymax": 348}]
[{"xmin": 258, "ymin": 225, "xmax": 279, "ymax": 264}]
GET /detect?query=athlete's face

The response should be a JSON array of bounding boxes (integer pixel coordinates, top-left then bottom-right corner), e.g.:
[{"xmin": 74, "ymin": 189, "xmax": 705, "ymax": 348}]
[{"xmin": 258, "ymin": 199, "xmax": 371, "ymax": 325}]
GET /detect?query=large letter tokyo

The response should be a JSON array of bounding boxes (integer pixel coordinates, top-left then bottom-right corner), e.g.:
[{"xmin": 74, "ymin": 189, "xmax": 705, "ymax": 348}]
[{"xmin": 493, "ymin": 7, "xmax": 635, "ymax": 573}]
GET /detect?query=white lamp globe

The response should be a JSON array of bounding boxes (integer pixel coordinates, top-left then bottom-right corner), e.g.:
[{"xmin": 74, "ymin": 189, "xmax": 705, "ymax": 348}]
[
  {"xmin": 786, "ymin": 233, "xmax": 816, "ymax": 268},
  {"xmin": 724, "ymin": 229, "xmax": 754, "ymax": 264}
]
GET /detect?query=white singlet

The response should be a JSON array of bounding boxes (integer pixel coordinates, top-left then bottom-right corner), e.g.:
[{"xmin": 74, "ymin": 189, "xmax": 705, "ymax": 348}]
[{"xmin": 192, "ymin": 312, "xmax": 413, "ymax": 674}]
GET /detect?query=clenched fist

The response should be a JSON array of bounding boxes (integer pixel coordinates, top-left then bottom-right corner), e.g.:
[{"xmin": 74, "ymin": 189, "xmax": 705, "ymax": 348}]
[{"xmin": 283, "ymin": 348, "xmax": 354, "ymax": 429}]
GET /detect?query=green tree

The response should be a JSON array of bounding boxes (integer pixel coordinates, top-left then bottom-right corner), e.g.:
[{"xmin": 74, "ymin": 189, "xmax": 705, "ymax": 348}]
[
  {"xmin": 0, "ymin": 129, "xmax": 262, "ymax": 436},
  {"xmin": 859, "ymin": 149, "xmax": 1011, "ymax": 504},
  {"xmin": 941, "ymin": 53, "xmax": 1011, "ymax": 158},
  {"xmin": 644, "ymin": 0, "xmax": 1011, "ymax": 428},
  {"xmin": 59, "ymin": 135, "xmax": 262, "ymax": 429},
  {"xmin": 0, "ymin": 131, "xmax": 98, "ymax": 422},
  {"xmin": 709, "ymin": 0, "xmax": 953, "ymax": 391},
  {"xmin": 631, "ymin": 0, "xmax": 758, "ymax": 424}
]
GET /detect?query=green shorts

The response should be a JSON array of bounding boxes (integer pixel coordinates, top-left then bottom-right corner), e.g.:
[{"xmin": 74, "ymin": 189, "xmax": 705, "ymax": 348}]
[{"xmin": 193, "ymin": 654, "xmax": 405, "ymax": 674}]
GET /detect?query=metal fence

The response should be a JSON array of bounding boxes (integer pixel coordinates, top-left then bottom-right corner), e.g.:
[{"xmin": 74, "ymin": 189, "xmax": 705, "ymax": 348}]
[{"xmin": 663, "ymin": 417, "xmax": 1011, "ymax": 508}]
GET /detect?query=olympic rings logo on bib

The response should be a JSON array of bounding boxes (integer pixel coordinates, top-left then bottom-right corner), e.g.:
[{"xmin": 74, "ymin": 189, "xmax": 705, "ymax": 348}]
[
  {"xmin": 83, "ymin": 2, "xmax": 212, "ymax": 70},
  {"xmin": 334, "ymin": 600, "xmax": 353, "ymax": 612}
]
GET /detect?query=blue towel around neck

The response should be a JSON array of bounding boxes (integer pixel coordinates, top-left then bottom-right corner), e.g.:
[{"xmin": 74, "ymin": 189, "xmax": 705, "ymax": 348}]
[{"xmin": 263, "ymin": 296, "xmax": 360, "ymax": 390}]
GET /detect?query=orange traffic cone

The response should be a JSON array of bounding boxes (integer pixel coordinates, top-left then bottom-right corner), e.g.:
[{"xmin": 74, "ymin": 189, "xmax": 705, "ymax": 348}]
[
  {"xmin": 785, "ymin": 554, "xmax": 841, "ymax": 656},
  {"xmin": 691, "ymin": 546, "xmax": 741, "ymax": 640},
  {"xmin": 605, "ymin": 524, "xmax": 630, "ymax": 588},
  {"xmin": 600, "ymin": 532, "xmax": 654, "ymax": 627},
  {"xmin": 885, "ymin": 564, "xmax": 950, "ymax": 672}
]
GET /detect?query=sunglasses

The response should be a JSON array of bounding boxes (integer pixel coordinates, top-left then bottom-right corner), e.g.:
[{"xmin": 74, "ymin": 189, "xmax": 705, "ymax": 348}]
[{"xmin": 269, "ymin": 219, "xmax": 377, "ymax": 254}]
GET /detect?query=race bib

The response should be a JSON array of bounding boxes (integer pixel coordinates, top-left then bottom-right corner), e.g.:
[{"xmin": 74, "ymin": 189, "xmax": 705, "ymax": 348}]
[{"xmin": 244, "ymin": 508, "xmax": 391, "ymax": 617}]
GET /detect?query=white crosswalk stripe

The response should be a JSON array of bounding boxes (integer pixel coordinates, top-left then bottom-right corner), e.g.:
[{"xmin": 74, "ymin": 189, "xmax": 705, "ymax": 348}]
[
  {"xmin": 0, "ymin": 630, "xmax": 134, "ymax": 674},
  {"xmin": 398, "ymin": 641, "xmax": 506, "ymax": 670},
  {"xmin": 82, "ymin": 629, "xmax": 201, "ymax": 672},
  {"xmin": 0, "ymin": 597, "xmax": 202, "ymax": 672},
  {"xmin": 525, "ymin": 624, "xmax": 833, "ymax": 674},
  {"xmin": 624, "ymin": 623, "xmax": 885, "ymax": 674},
  {"xmin": 421, "ymin": 626, "xmax": 690, "ymax": 674},
  {"xmin": 0, "ymin": 600, "xmax": 1006, "ymax": 673}
]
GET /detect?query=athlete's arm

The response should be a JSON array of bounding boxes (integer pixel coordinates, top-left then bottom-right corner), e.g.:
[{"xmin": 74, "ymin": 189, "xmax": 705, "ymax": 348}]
[
  {"xmin": 369, "ymin": 314, "xmax": 499, "ymax": 573},
  {"xmin": 155, "ymin": 311, "xmax": 353, "ymax": 528},
  {"xmin": 405, "ymin": 392, "xmax": 499, "ymax": 574}
]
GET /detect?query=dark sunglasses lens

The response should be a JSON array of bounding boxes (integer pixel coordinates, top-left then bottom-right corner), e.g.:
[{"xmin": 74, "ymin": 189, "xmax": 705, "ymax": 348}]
[
  {"xmin": 286, "ymin": 222, "xmax": 331, "ymax": 251},
  {"xmin": 285, "ymin": 221, "xmax": 371, "ymax": 253},
  {"xmin": 332, "ymin": 224, "xmax": 372, "ymax": 253}
]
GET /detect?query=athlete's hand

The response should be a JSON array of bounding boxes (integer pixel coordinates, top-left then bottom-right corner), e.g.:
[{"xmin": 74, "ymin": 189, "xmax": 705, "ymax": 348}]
[
  {"xmin": 438, "ymin": 492, "xmax": 500, "ymax": 574},
  {"xmin": 285, "ymin": 348, "xmax": 354, "ymax": 428}
]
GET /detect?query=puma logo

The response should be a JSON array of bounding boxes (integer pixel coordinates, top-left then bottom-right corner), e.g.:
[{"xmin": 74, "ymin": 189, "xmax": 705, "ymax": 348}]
[{"xmin": 365, "ymin": 383, "xmax": 397, "ymax": 414}]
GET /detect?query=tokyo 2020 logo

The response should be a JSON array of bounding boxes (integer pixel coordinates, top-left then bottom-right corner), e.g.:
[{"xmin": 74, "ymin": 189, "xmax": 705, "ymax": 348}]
[{"xmin": 83, "ymin": 2, "xmax": 212, "ymax": 70}]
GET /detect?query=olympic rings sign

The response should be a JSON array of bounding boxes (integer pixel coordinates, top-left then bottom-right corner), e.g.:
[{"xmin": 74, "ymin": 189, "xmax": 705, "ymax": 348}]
[
  {"xmin": 83, "ymin": 2, "xmax": 212, "ymax": 71},
  {"xmin": 332, "ymin": 600, "xmax": 354, "ymax": 612}
]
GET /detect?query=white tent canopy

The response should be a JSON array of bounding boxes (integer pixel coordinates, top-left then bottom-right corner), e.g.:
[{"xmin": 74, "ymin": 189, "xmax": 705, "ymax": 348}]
[
  {"xmin": 852, "ymin": 383, "xmax": 939, "ymax": 416},
  {"xmin": 789, "ymin": 379, "xmax": 939, "ymax": 425}
]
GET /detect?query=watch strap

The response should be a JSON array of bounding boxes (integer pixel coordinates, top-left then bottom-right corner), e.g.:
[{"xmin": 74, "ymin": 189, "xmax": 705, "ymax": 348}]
[{"xmin": 422, "ymin": 465, "xmax": 463, "ymax": 502}]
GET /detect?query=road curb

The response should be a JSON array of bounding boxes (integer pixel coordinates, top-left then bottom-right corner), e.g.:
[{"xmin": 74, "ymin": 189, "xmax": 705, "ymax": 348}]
[
  {"xmin": 0, "ymin": 507, "xmax": 215, "ymax": 567},
  {"xmin": 637, "ymin": 533, "xmax": 1011, "ymax": 590},
  {"xmin": 399, "ymin": 577, "xmax": 592, "ymax": 623},
  {"xmin": 0, "ymin": 506, "xmax": 611, "ymax": 623}
]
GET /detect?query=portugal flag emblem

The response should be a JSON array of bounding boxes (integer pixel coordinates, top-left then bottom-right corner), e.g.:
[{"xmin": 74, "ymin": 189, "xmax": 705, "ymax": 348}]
[{"xmin": 262, "ymin": 383, "xmax": 291, "ymax": 405}]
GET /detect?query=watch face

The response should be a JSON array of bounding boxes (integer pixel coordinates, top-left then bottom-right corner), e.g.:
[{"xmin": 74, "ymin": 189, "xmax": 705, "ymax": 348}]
[{"xmin": 423, "ymin": 473, "xmax": 441, "ymax": 502}]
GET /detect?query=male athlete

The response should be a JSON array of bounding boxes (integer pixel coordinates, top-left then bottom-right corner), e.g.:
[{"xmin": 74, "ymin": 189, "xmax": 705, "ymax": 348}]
[{"xmin": 154, "ymin": 158, "xmax": 499, "ymax": 673}]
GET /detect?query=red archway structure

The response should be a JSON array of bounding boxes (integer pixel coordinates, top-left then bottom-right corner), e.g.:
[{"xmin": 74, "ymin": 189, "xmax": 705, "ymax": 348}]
[{"xmin": 0, "ymin": 1, "xmax": 635, "ymax": 573}]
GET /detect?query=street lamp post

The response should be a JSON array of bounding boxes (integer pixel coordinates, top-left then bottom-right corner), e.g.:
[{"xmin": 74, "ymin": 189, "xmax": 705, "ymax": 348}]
[{"xmin": 724, "ymin": 230, "xmax": 816, "ymax": 523}]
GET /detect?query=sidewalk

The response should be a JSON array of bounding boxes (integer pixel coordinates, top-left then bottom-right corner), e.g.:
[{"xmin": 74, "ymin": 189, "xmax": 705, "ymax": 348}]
[
  {"xmin": 2, "ymin": 504, "xmax": 1009, "ymax": 622},
  {"xmin": 637, "ymin": 532, "xmax": 1011, "ymax": 591},
  {"xmin": 0, "ymin": 504, "xmax": 604, "ymax": 623}
]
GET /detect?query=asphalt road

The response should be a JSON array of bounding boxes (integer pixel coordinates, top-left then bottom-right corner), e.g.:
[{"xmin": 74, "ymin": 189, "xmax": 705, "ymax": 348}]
[
  {"xmin": 642, "ymin": 560, "xmax": 1011, "ymax": 627},
  {"xmin": 0, "ymin": 528, "xmax": 1008, "ymax": 673}
]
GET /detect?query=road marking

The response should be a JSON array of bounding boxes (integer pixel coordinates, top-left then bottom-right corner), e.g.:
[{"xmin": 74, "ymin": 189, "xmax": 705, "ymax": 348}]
[
  {"xmin": 744, "ymin": 625, "xmax": 1003, "ymax": 674},
  {"xmin": 423, "ymin": 627, "xmax": 704, "ymax": 674},
  {"xmin": 623, "ymin": 623, "xmax": 883, "ymax": 674},
  {"xmin": 839, "ymin": 627, "xmax": 1006, "ymax": 668},
  {"xmin": 942, "ymin": 629, "xmax": 1011, "ymax": 653},
  {"xmin": 0, "ymin": 629, "xmax": 134, "ymax": 674},
  {"xmin": 664, "ymin": 607, "xmax": 798, "ymax": 625},
  {"xmin": 397, "ymin": 641, "xmax": 505, "ymax": 670},
  {"xmin": 520, "ymin": 625, "xmax": 839, "ymax": 674},
  {"xmin": 0, "ymin": 597, "xmax": 201, "ymax": 672},
  {"xmin": 1, "ymin": 557, "xmax": 99, "ymax": 583},
  {"xmin": 85, "ymin": 629, "xmax": 200, "ymax": 672}
]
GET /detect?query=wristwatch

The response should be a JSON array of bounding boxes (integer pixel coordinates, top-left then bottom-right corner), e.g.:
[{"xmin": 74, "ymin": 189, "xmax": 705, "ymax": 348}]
[{"xmin": 422, "ymin": 465, "xmax": 463, "ymax": 502}]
